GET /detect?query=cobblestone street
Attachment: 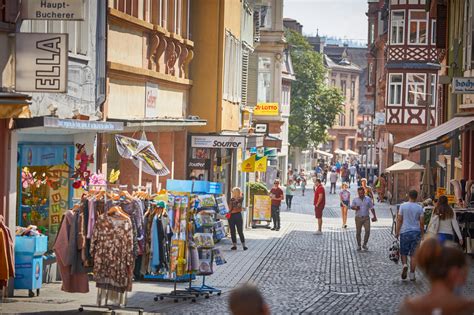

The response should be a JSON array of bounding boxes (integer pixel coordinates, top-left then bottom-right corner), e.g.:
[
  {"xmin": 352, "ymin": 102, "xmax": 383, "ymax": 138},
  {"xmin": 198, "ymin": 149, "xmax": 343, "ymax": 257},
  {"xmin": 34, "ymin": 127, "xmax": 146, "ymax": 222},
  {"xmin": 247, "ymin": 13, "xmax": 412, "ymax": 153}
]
[{"xmin": 2, "ymin": 182, "xmax": 474, "ymax": 315}]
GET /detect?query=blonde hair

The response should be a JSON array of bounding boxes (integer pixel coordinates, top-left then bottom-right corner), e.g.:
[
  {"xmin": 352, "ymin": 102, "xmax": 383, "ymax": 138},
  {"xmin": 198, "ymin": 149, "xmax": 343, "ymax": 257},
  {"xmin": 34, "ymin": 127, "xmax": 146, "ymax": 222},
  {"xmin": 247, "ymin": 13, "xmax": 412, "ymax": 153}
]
[
  {"xmin": 342, "ymin": 182, "xmax": 348, "ymax": 189},
  {"xmin": 232, "ymin": 187, "xmax": 242, "ymax": 198}
]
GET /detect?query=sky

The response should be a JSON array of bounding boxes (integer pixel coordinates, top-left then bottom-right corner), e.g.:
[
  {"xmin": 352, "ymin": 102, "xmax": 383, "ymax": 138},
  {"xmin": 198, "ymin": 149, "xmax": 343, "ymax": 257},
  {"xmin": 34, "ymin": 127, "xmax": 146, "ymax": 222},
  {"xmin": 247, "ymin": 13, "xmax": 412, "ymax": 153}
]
[{"xmin": 283, "ymin": 0, "xmax": 368, "ymax": 44}]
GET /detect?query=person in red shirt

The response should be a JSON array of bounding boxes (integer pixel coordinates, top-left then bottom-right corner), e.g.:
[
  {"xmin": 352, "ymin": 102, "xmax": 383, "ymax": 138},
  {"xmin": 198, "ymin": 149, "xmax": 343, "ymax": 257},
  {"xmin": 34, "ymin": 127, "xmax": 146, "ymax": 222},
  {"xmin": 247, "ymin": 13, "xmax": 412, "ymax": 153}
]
[
  {"xmin": 269, "ymin": 179, "xmax": 284, "ymax": 231},
  {"xmin": 313, "ymin": 178, "xmax": 326, "ymax": 234}
]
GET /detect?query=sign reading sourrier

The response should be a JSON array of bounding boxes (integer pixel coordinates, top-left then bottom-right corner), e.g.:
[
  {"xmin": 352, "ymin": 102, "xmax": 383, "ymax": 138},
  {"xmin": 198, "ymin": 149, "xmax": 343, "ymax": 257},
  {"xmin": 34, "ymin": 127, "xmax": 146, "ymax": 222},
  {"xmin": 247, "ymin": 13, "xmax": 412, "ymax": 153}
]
[
  {"xmin": 16, "ymin": 33, "xmax": 68, "ymax": 93},
  {"xmin": 191, "ymin": 136, "xmax": 245, "ymax": 149},
  {"xmin": 22, "ymin": 0, "xmax": 85, "ymax": 20}
]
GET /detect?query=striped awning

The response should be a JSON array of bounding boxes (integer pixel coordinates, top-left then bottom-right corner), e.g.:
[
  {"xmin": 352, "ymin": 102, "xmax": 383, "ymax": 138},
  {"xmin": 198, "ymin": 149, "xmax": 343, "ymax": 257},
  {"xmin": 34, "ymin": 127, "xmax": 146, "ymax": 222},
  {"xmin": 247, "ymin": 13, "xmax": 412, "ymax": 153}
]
[{"xmin": 394, "ymin": 116, "xmax": 474, "ymax": 155}]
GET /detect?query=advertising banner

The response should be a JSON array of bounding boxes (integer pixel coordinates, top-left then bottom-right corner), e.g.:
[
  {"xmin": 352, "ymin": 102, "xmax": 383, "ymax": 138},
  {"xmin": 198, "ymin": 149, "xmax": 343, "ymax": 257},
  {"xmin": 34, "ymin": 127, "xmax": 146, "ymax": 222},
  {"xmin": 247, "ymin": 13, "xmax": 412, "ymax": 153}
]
[
  {"xmin": 16, "ymin": 33, "xmax": 68, "ymax": 92},
  {"xmin": 241, "ymin": 155, "xmax": 256, "ymax": 172},
  {"xmin": 145, "ymin": 82, "xmax": 159, "ymax": 118},
  {"xmin": 254, "ymin": 103, "xmax": 279, "ymax": 116},
  {"xmin": 253, "ymin": 195, "xmax": 271, "ymax": 221},
  {"xmin": 254, "ymin": 156, "xmax": 268, "ymax": 172},
  {"xmin": 191, "ymin": 136, "xmax": 245, "ymax": 149}
]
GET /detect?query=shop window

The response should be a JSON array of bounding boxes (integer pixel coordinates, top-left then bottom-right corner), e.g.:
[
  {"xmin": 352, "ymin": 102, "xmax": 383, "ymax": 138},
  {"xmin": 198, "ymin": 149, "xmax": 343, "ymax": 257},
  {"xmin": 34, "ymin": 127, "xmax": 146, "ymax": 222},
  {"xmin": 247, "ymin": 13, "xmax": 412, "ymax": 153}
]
[
  {"xmin": 17, "ymin": 144, "xmax": 75, "ymax": 249},
  {"xmin": 409, "ymin": 10, "xmax": 428, "ymax": 45},
  {"xmin": 390, "ymin": 11, "xmax": 405, "ymax": 45},
  {"xmin": 258, "ymin": 56, "xmax": 272, "ymax": 103},
  {"xmin": 223, "ymin": 31, "xmax": 242, "ymax": 103},
  {"xmin": 388, "ymin": 73, "xmax": 403, "ymax": 106},
  {"xmin": 406, "ymin": 73, "xmax": 426, "ymax": 106}
]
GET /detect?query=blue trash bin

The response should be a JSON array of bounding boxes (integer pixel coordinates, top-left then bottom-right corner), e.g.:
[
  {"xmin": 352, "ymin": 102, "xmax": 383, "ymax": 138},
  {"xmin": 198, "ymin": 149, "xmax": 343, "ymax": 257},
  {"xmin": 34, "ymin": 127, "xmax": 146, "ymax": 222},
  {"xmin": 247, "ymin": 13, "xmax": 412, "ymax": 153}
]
[{"xmin": 14, "ymin": 235, "xmax": 48, "ymax": 297}]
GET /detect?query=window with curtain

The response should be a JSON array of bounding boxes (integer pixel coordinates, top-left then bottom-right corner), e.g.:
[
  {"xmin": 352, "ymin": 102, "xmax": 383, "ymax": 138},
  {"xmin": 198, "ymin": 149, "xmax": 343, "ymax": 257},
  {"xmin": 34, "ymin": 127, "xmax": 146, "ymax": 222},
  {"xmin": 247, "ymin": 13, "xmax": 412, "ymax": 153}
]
[
  {"xmin": 406, "ymin": 73, "xmax": 426, "ymax": 106},
  {"xmin": 258, "ymin": 56, "xmax": 272, "ymax": 103},
  {"xmin": 409, "ymin": 10, "xmax": 428, "ymax": 44},
  {"xmin": 390, "ymin": 11, "xmax": 405, "ymax": 44}
]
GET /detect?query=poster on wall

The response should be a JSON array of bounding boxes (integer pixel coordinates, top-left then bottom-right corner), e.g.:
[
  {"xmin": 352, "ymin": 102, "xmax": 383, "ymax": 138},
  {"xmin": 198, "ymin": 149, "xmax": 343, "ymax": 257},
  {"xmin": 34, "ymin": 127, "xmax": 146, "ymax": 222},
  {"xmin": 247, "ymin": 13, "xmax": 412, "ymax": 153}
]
[
  {"xmin": 48, "ymin": 165, "xmax": 70, "ymax": 247},
  {"xmin": 253, "ymin": 195, "xmax": 271, "ymax": 221},
  {"xmin": 145, "ymin": 82, "xmax": 159, "ymax": 118}
]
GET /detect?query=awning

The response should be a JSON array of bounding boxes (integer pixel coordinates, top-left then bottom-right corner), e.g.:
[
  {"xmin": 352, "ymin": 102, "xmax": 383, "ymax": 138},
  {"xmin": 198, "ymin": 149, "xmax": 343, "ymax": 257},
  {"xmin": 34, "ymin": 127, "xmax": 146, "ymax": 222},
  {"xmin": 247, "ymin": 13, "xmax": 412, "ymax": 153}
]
[
  {"xmin": 0, "ymin": 92, "xmax": 31, "ymax": 118},
  {"xmin": 334, "ymin": 149, "xmax": 347, "ymax": 155},
  {"xmin": 394, "ymin": 116, "xmax": 474, "ymax": 155},
  {"xmin": 345, "ymin": 149, "xmax": 360, "ymax": 156},
  {"xmin": 14, "ymin": 116, "xmax": 124, "ymax": 134},
  {"xmin": 315, "ymin": 149, "xmax": 333, "ymax": 158},
  {"xmin": 385, "ymin": 159, "xmax": 425, "ymax": 173},
  {"xmin": 109, "ymin": 117, "xmax": 207, "ymax": 131}
]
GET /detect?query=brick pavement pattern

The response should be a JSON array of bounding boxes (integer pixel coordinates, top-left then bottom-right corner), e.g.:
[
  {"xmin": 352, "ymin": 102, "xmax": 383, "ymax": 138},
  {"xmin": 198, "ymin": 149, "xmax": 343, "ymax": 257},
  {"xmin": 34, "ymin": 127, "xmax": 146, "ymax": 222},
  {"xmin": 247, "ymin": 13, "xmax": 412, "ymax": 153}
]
[{"xmin": 2, "ymin": 181, "xmax": 473, "ymax": 314}]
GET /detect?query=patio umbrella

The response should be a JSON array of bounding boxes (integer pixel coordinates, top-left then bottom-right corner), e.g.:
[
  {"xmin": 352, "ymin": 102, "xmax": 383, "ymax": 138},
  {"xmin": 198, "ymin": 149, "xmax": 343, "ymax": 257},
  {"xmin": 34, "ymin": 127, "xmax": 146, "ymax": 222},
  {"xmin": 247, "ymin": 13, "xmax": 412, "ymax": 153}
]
[
  {"xmin": 385, "ymin": 159, "xmax": 424, "ymax": 204},
  {"xmin": 345, "ymin": 149, "xmax": 360, "ymax": 156},
  {"xmin": 334, "ymin": 149, "xmax": 347, "ymax": 155},
  {"xmin": 115, "ymin": 135, "xmax": 170, "ymax": 176}
]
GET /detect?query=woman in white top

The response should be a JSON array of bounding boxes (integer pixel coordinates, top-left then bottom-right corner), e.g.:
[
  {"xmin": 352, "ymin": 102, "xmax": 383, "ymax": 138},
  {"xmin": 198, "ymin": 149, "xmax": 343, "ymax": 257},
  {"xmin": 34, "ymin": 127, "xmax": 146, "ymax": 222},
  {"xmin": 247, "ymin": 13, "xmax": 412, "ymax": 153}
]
[{"xmin": 431, "ymin": 195, "xmax": 463, "ymax": 246}]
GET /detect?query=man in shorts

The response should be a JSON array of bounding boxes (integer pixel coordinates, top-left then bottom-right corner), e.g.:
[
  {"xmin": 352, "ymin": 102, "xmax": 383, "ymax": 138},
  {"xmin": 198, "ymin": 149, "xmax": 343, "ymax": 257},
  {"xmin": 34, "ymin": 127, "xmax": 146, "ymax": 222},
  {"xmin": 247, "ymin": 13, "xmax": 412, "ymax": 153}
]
[
  {"xmin": 313, "ymin": 178, "xmax": 326, "ymax": 234},
  {"xmin": 395, "ymin": 190, "xmax": 424, "ymax": 281}
]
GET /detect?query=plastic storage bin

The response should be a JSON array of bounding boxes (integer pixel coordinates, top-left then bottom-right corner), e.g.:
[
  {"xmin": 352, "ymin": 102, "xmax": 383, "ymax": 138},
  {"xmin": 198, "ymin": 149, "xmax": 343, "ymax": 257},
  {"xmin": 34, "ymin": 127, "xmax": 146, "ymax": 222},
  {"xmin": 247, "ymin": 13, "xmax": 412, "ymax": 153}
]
[{"xmin": 14, "ymin": 235, "xmax": 48, "ymax": 297}]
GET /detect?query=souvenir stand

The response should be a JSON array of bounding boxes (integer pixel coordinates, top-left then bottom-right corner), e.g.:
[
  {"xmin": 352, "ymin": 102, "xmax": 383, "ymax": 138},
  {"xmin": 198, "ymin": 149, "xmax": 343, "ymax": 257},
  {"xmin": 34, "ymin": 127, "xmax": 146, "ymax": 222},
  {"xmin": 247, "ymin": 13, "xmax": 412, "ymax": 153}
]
[{"xmin": 152, "ymin": 179, "xmax": 224, "ymax": 303}]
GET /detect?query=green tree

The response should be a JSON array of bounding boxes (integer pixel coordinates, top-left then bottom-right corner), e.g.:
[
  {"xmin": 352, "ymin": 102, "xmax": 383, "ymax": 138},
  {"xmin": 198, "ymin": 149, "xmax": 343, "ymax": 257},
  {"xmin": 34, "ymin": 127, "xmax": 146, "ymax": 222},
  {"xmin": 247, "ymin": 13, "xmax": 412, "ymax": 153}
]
[{"xmin": 286, "ymin": 30, "xmax": 344, "ymax": 149}]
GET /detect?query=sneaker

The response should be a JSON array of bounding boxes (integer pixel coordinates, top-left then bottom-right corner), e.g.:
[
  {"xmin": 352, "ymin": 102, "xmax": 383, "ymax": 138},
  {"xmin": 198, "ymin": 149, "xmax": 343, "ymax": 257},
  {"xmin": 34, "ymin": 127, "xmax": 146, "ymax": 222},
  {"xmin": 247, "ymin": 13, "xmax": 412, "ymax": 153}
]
[
  {"xmin": 231, "ymin": 246, "xmax": 237, "ymax": 250},
  {"xmin": 362, "ymin": 245, "xmax": 368, "ymax": 251},
  {"xmin": 409, "ymin": 272, "xmax": 416, "ymax": 281},
  {"xmin": 276, "ymin": 228, "xmax": 280, "ymax": 231},
  {"xmin": 401, "ymin": 265, "xmax": 408, "ymax": 280},
  {"xmin": 344, "ymin": 225, "xmax": 347, "ymax": 229},
  {"xmin": 243, "ymin": 246, "xmax": 248, "ymax": 251},
  {"xmin": 357, "ymin": 246, "xmax": 362, "ymax": 251}
]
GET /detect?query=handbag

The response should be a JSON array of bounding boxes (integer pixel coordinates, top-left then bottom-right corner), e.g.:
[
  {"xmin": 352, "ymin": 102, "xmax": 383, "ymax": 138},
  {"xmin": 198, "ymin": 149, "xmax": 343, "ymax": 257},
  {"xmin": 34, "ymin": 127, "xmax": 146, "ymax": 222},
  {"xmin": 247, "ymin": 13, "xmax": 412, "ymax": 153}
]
[
  {"xmin": 425, "ymin": 214, "xmax": 440, "ymax": 238},
  {"xmin": 389, "ymin": 240, "xmax": 400, "ymax": 264}
]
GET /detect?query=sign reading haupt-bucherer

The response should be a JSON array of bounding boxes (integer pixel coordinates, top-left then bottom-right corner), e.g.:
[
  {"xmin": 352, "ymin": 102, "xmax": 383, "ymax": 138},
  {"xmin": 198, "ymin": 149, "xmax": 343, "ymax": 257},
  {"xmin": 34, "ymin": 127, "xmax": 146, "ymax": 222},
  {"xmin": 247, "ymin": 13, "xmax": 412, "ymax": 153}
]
[
  {"xmin": 16, "ymin": 33, "xmax": 68, "ymax": 93},
  {"xmin": 22, "ymin": 0, "xmax": 85, "ymax": 20}
]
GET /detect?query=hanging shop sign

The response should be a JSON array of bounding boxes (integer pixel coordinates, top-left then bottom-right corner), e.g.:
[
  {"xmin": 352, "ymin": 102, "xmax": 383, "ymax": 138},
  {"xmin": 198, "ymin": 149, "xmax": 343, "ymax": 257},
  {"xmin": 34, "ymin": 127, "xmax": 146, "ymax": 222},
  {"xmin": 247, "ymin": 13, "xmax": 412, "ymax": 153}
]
[
  {"xmin": 374, "ymin": 112, "xmax": 386, "ymax": 126},
  {"xmin": 436, "ymin": 187, "xmax": 446, "ymax": 198},
  {"xmin": 253, "ymin": 195, "xmax": 272, "ymax": 221},
  {"xmin": 452, "ymin": 77, "xmax": 474, "ymax": 94},
  {"xmin": 446, "ymin": 194, "xmax": 456, "ymax": 204},
  {"xmin": 43, "ymin": 117, "xmax": 124, "ymax": 131},
  {"xmin": 254, "ymin": 103, "xmax": 279, "ymax": 116},
  {"xmin": 254, "ymin": 123, "xmax": 268, "ymax": 134},
  {"xmin": 16, "ymin": 33, "xmax": 68, "ymax": 93},
  {"xmin": 241, "ymin": 155, "xmax": 256, "ymax": 172},
  {"xmin": 254, "ymin": 156, "xmax": 268, "ymax": 172},
  {"xmin": 191, "ymin": 135, "xmax": 245, "ymax": 149},
  {"xmin": 21, "ymin": 0, "xmax": 85, "ymax": 20},
  {"xmin": 188, "ymin": 159, "xmax": 211, "ymax": 170},
  {"xmin": 145, "ymin": 82, "xmax": 159, "ymax": 118}
]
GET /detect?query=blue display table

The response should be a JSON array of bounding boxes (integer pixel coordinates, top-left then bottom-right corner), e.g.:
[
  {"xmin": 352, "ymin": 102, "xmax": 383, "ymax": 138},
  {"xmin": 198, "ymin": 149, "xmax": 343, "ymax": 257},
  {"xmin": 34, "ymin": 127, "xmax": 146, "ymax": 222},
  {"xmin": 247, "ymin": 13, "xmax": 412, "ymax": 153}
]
[{"xmin": 14, "ymin": 235, "xmax": 48, "ymax": 297}]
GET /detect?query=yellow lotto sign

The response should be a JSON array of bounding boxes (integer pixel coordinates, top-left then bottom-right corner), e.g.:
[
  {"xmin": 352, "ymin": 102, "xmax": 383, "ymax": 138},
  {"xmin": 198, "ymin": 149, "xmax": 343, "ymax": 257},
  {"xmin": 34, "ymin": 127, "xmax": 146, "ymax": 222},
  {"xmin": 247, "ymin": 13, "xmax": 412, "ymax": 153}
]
[
  {"xmin": 254, "ymin": 103, "xmax": 279, "ymax": 116},
  {"xmin": 255, "ymin": 156, "xmax": 268, "ymax": 172},
  {"xmin": 436, "ymin": 187, "xmax": 446, "ymax": 198},
  {"xmin": 241, "ymin": 155, "xmax": 256, "ymax": 172}
]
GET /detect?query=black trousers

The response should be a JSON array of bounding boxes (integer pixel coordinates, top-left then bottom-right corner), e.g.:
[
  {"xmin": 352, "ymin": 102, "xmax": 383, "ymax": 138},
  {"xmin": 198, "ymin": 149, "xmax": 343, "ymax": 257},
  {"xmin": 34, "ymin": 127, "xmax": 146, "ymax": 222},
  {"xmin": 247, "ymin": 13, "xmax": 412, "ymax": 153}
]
[
  {"xmin": 286, "ymin": 195, "xmax": 293, "ymax": 209},
  {"xmin": 229, "ymin": 212, "xmax": 245, "ymax": 244},
  {"xmin": 271, "ymin": 205, "xmax": 280, "ymax": 228}
]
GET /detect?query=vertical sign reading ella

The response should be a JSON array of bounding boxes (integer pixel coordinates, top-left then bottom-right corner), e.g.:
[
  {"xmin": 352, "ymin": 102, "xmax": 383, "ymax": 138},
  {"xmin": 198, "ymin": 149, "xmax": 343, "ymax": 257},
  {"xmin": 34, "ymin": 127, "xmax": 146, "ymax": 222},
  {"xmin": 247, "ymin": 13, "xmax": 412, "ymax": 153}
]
[{"xmin": 16, "ymin": 33, "xmax": 68, "ymax": 92}]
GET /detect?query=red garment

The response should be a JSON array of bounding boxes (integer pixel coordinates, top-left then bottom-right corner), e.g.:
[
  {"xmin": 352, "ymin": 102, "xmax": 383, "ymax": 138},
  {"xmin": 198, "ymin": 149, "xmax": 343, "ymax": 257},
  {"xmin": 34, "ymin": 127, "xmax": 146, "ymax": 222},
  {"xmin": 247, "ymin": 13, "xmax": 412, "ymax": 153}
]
[
  {"xmin": 313, "ymin": 185, "xmax": 326, "ymax": 208},
  {"xmin": 270, "ymin": 187, "xmax": 284, "ymax": 206}
]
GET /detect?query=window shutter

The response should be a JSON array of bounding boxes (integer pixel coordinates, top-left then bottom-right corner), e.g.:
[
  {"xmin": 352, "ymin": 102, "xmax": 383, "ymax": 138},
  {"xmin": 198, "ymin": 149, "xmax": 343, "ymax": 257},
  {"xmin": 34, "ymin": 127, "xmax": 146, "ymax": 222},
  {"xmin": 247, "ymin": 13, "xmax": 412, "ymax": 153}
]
[
  {"xmin": 5, "ymin": 0, "xmax": 19, "ymax": 23},
  {"xmin": 247, "ymin": 53, "xmax": 258, "ymax": 107},
  {"xmin": 436, "ymin": 3, "xmax": 447, "ymax": 49},
  {"xmin": 465, "ymin": 0, "xmax": 472, "ymax": 70},
  {"xmin": 241, "ymin": 50, "xmax": 249, "ymax": 107},
  {"xmin": 253, "ymin": 9, "xmax": 260, "ymax": 43}
]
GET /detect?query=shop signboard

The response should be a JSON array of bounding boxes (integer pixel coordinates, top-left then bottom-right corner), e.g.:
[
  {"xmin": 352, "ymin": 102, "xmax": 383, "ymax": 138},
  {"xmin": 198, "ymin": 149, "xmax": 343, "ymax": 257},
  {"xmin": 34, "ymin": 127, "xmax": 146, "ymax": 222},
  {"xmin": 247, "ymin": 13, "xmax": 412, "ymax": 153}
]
[
  {"xmin": 254, "ymin": 103, "xmax": 279, "ymax": 116},
  {"xmin": 374, "ymin": 112, "xmax": 386, "ymax": 126},
  {"xmin": 145, "ymin": 82, "xmax": 159, "ymax": 118},
  {"xmin": 16, "ymin": 33, "xmax": 68, "ymax": 92},
  {"xmin": 241, "ymin": 155, "xmax": 256, "ymax": 172},
  {"xmin": 436, "ymin": 187, "xmax": 446, "ymax": 198},
  {"xmin": 446, "ymin": 194, "xmax": 456, "ymax": 204},
  {"xmin": 452, "ymin": 77, "xmax": 474, "ymax": 94},
  {"xmin": 254, "ymin": 156, "xmax": 268, "ymax": 172},
  {"xmin": 21, "ymin": 0, "xmax": 85, "ymax": 20},
  {"xmin": 253, "ymin": 195, "xmax": 271, "ymax": 221},
  {"xmin": 191, "ymin": 135, "xmax": 245, "ymax": 149},
  {"xmin": 255, "ymin": 123, "xmax": 268, "ymax": 134},
  {"xmin": 188, "ymin": 159, "xmax": 210, "ymax": 170}
]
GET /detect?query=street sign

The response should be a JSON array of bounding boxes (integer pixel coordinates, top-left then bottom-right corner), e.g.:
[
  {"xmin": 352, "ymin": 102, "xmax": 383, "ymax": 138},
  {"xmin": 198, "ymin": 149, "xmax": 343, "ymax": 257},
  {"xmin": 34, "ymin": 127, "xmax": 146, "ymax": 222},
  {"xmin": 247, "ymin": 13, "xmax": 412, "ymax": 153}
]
[
  {"xmin": 21, "ymin": 0, "xmax": 85, "ymax": 20},
  {"xmin": 452, "ymin": 77, "xmax": 474, "ymax": 94},
  {"xmin": 374, "ymin": 112, "xmax": 385, "ymax": 126}
]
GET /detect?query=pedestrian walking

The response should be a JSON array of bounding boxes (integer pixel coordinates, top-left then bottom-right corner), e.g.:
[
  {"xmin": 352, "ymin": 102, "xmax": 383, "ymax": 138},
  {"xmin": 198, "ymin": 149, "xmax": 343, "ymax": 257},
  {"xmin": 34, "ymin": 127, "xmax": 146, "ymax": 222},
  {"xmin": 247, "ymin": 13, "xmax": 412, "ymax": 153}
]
[
  {"xmin": 285, "ymin": 179, "xmax": 296, "ymax": 210},
  {"xmin": 270, "ymin": 180, "xmax": 284, "ymax": 231},
  {"xmin": 360, "ymin": 178, "xmax": 374, "ymax": 202},
  {"xmin": 351, "ymin": 187, "xmax": 377, "ymax": 251},
  {"xmin": 228, "ymin": 187, "xmax": 248, "ymax": 251},
  {"xmin": 399, "ymin": 238, "xmax": 474, "ymax": 315},
  {"xmin": 427, "ymin": 195, "xmax": 463, "ymax": 245},
  {"xmin": 301, "ymin": 176, "xmax": 307, "ymax": 196},
  {"xmin": 339, "ymin": 182, "xmax": 350, "ymax": 228},
  {"xmin": 395, "ymin": 190, "xmax": 424, "ymax": 281},
  {"xmin": 375, "ymin": 173, "xmax": 387, "ymax": 203},
  {"xmin": 322, "ymin": 165, "xmax": 328, "ymax": 185},
  {"xmin": 229, "ymin": 284, "xmax": 270, "ymax": 315},
  {"xmin": 349, "ymin": 164, "xmax": 357, "ymax": 184},
  {"xmin": 313, "ymin": 178, "xmax": 326, "ymax": 235},
  {"xmin": 329, "ymin": 169, "xmax": 338, "ymax": 194}
]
